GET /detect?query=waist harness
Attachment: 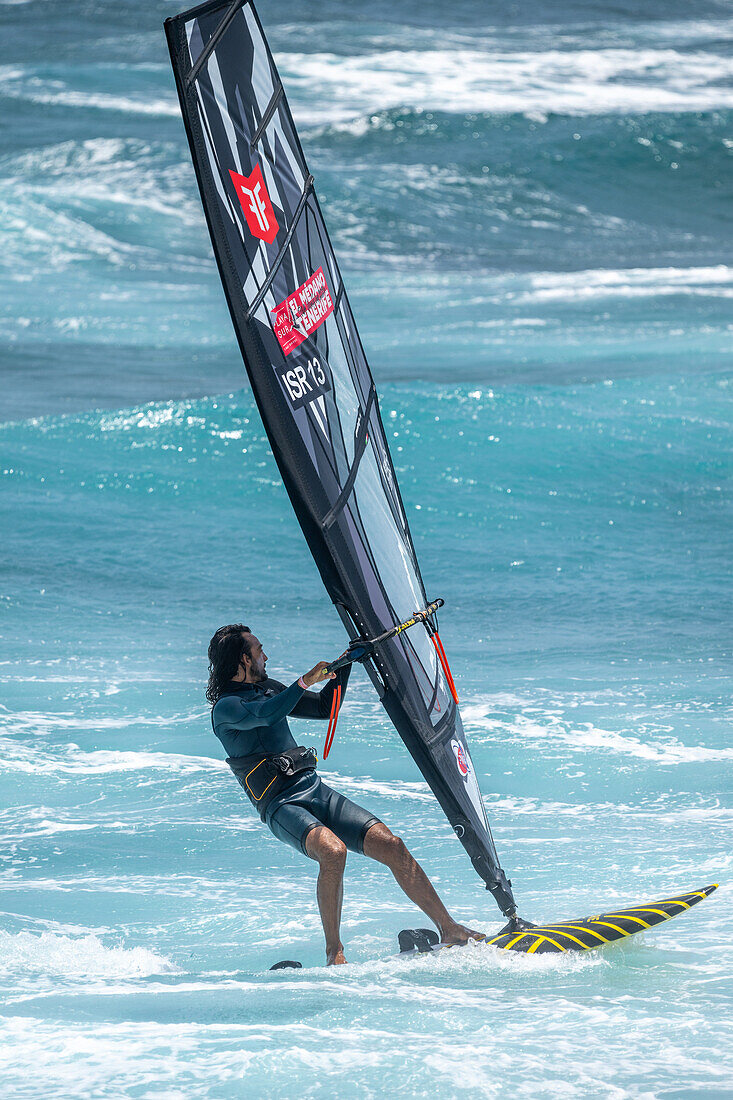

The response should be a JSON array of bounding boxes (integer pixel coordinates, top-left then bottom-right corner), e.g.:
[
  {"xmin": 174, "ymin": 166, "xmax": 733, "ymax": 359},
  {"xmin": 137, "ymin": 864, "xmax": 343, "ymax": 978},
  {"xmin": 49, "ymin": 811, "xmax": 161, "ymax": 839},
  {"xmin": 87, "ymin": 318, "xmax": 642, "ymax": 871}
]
[{"xmin": 226, "ymin": 745, "xmax": 318, "ymax": 820}]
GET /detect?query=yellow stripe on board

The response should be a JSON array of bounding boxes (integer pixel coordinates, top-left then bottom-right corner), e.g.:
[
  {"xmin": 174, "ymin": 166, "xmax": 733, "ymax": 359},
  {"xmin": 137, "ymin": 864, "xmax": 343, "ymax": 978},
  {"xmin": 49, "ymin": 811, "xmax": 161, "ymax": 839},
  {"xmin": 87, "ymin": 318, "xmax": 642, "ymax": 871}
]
[
  {"xmin": 589, "ymin": 921, "xmax": 631, "ymax": 936},
  {"xmin": 540, "ymin": 936, "xmax": 568, "ymax": 953},
  {"xmin": 602, "ymin": 913, "xmax": 651, "ymax": 929},
  {"xmin": 628, "ymin": 907, "xmax": 679, "ymax": 919},
  {"xmin": 503, "ymin": 933, "xmax": 530, "ymax": 950},
  {"xmin": 548, "ymin": 924, "xmax": 610, "ymax": 945},
  {"xmin": 534, "ymin": 929, "xmax": 591, "ymax": 950},
  {"xmin": 491, "ymin": 928, "xmax": 591, "ymax": 951},
  {"xmin": 525, "ymin": 935, "xmax": 566, "ymax": 953}
]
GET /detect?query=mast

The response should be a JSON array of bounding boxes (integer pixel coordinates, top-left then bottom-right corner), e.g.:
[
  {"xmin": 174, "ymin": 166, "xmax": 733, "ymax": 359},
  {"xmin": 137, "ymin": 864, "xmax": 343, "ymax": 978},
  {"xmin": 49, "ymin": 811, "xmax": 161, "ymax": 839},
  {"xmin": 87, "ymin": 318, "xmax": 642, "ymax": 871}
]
[{"xmin": 165, "ymin": 0, "xmax": 517, "ymax": 916}]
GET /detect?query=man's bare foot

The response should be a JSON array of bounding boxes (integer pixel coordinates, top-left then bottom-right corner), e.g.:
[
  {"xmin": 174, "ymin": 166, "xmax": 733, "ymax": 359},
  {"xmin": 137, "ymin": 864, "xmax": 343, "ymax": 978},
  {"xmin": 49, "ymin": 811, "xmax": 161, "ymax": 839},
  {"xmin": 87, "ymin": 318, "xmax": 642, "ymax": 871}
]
[
  {"xmin": 326, "ymin": 947, "xmax": 347, "ymax": 965},
  {"xmin": 439, "ymin": 921, "xmax": 486, "ymax": 945}
]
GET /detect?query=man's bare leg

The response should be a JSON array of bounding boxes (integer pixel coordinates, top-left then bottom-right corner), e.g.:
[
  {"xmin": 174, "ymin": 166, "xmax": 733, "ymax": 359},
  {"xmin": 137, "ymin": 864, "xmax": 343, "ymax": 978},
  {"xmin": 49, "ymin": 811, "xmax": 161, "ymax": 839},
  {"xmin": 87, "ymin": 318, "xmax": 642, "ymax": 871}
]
[
  {"xmin": 362, "ymin": 822, "xmax": 484, "ymax": 944},
  {"xmin": 305, "ymin": 825, "xmax": 348, "ymax": 964}
]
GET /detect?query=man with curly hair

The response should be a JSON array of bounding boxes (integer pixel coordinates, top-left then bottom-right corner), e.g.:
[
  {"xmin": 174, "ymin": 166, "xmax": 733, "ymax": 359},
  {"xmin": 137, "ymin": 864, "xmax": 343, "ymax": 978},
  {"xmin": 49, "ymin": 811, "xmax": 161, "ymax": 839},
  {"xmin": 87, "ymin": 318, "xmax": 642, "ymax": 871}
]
[{"xmin": 208, "ymin": 623, "xmax": 482, "ymax": 964}]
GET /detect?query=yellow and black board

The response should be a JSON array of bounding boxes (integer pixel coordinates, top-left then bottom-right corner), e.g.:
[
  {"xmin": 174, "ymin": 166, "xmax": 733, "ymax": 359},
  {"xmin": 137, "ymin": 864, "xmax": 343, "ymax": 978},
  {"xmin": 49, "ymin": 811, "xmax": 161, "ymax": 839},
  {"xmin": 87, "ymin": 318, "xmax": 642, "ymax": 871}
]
[
  {"xmin": 484, "ymin": 883, "xmax": 719, "ymax": 954},
  {"xmin": 398, "ymin": 884, "xmax": 719, "ymax": 959}
]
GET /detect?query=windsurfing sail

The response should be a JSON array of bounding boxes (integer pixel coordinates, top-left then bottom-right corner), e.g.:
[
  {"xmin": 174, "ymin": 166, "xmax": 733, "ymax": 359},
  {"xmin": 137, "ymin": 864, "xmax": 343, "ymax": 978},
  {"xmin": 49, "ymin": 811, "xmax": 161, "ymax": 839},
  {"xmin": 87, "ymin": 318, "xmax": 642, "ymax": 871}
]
[{"xmin": 165, "ymin": 0, "xmax": 516, "ymax": 916}]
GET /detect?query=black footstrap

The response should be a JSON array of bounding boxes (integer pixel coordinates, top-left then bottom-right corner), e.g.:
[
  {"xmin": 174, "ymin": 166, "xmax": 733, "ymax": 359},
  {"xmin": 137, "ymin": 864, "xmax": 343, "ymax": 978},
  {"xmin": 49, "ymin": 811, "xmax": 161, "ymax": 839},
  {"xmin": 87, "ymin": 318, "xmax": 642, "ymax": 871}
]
[{"xmin": 398, "ymin": 928, "xmax": 439, "ymax": 954}]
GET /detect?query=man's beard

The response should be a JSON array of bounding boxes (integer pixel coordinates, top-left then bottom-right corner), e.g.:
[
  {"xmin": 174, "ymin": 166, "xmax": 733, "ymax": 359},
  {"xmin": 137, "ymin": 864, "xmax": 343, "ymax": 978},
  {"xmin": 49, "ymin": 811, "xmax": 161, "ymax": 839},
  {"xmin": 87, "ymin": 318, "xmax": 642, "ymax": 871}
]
[{"xmin": 252, "ymin": 661, "xmax": 267, "ymax": 681}]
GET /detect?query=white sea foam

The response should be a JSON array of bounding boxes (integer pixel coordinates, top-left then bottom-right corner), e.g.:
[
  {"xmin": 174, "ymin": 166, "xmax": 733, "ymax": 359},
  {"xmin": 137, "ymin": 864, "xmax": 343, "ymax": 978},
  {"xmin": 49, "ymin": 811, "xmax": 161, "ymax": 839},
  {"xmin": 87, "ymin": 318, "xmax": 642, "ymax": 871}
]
[
  {"xmin": 0, "ymin": 742, "xmax": 225, "ymax": 777},
  {"xmin": 0, "ymin": 803, "xmax": 154, "ymax": 839},
  {"xmin": 321, "ymin": 770, "xmax": 435, "ymax": 803},
  {"xmin": 334, "ymin": 265, "xmax": 733, "ymax": 309},
  {"xmin": 0, "ymin": 929, "xmax": 175, "ymax": 979},
  {"xmin": 439, "ymin": 264, "xmax": 733, "ymax": 308},
  {"xmin": 0, "ymin": 704, "xmax": 204, "ymax": 734},
  {"xmin": 0, "ymin": 65, "xmax": 178, "ymax": 116},
  {"xmin": 463, "ymin": 699, "xmax": 733, "ymax": 765},
  {"xmin": 2, "ymin": 38, "xmax": 732, "ymax": 128},
  {"xmin": 1, "ymin": 1005, "xmax": 729, "ymax": 1100},
  {"xmin": 277, "ymin": 45, "xmax": 733, "ymax": 124},
  {"xmin": 0, "ymin": 197, "xmax": 143, "ymax": 273},
  {"xmin": 518, "ymin": 264, "xmax": 733, "ymax": 304},
  {"xmin": 543, "ymin": 723, "xmax": 733, "ymax": 764},
  {"xmin": 3, "ymin": 138, "xmax": 202, "ymax": 224}
]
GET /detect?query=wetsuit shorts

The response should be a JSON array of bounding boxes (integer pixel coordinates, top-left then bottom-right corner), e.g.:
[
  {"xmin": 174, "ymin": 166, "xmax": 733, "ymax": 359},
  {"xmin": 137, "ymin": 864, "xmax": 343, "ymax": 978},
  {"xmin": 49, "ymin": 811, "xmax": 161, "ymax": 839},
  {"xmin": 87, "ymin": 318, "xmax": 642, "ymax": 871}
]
[{"xmin": 266, "ymin": 771, "xmax": 380, "ymax": 856}]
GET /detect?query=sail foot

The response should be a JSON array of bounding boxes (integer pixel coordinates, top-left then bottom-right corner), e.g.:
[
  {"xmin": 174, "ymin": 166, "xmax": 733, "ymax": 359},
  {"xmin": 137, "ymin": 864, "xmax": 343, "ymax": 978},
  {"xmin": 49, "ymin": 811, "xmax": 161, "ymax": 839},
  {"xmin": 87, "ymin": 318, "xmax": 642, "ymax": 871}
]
[
  {"xmin": 473, "ymin": 856, "xmax": 517, "ymax": 917},
  {"xmin": 496, "ymin": 914, "xmax": 537, "ymax": 936}
]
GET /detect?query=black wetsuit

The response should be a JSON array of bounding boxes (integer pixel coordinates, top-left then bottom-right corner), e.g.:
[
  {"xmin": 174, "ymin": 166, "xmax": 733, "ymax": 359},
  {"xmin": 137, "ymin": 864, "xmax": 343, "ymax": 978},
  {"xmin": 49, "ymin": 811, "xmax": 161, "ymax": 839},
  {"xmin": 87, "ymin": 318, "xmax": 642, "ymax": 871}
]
[{"xmin": 212, "ymin": 666, "xmax": 380, "ymax": 855}]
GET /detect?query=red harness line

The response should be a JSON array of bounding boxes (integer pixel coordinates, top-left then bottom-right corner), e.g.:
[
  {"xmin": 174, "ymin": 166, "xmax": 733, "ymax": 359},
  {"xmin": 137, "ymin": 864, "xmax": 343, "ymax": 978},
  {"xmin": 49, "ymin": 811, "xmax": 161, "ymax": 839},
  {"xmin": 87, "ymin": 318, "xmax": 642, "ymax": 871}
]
[
  {"xmin": 323, "ymin": 682, "xmax": 342, "ymax": 759},
  {"xmin": 324, "ymin": 629, "xmax": 456, "ymax": 758},
  {"xmin": 431, "ymin": 632, "xmax": 459, "ymax": 704}
]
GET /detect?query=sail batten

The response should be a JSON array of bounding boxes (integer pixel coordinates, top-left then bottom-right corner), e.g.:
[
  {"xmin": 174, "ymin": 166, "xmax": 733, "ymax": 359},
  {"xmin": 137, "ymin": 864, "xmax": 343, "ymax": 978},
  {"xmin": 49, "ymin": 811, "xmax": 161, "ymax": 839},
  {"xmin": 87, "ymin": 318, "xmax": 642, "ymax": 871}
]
[
  {"xmin": 250, "ymin": 83, "xmax": 283, "ymax": 149},
  {"xmin": 165, "ymin": 0, "xmax": 517, "ymax": 916},
  {"xmin": 185, "ymin": 0, "xmax": 244, "ymax": 88}
]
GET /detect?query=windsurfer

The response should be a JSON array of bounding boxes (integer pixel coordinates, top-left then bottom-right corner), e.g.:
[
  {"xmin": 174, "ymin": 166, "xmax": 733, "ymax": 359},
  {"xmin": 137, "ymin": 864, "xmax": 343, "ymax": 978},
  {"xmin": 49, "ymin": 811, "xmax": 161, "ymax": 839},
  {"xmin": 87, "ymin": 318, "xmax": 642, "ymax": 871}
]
[{"xmin": 208, "ymin": 624, "xmax": 484, "ymax": 964}]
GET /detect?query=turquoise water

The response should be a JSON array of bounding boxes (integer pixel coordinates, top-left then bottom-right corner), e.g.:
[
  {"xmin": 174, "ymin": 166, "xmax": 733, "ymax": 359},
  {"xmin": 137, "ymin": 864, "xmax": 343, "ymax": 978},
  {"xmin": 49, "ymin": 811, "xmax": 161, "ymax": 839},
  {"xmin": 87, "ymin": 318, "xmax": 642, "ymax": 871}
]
[{"xmin": 1, "ymin": 1, "xmax": 732, "ymax": 1096}]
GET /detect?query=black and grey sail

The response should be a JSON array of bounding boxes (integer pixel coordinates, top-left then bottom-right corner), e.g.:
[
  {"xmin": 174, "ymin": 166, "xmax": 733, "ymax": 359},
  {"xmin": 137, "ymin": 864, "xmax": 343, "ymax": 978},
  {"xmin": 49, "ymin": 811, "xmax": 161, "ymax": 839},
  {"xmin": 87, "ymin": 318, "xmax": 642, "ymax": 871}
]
[{"xmin": 165, "ymin": 0, "xmax": 516, "ymax": 916}]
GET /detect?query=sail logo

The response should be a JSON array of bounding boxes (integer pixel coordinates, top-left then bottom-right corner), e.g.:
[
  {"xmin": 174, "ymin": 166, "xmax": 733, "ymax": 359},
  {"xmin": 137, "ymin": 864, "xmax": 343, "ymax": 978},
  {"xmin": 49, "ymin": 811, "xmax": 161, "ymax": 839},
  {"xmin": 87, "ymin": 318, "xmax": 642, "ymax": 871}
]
[
  {"xmin": 272, "ymin": 267, "xmax": 335, "ymax": 356},
  {"xmin": 451, "ymin": 739, "xmax": 470, "ymax": 778},
  {"xmin": 230, "ymin": 165, "xmax": 279, "ymax": 244}
]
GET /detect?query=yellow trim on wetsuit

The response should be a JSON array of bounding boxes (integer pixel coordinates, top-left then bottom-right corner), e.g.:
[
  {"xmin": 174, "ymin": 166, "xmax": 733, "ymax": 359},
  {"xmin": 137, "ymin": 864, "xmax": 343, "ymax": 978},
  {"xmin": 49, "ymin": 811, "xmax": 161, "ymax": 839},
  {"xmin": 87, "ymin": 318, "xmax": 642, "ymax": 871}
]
[{"xmin": 245, "ymin": 759, "xmax": 277, "ymax": 801}]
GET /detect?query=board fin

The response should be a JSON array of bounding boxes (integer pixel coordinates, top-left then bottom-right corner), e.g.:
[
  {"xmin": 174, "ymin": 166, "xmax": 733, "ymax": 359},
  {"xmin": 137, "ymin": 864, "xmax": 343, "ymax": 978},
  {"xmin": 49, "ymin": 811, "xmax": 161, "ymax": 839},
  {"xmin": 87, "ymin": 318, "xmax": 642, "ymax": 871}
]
[{"xmin": 269, "ymin": 959, "xmax": 302, "ymax": 970}]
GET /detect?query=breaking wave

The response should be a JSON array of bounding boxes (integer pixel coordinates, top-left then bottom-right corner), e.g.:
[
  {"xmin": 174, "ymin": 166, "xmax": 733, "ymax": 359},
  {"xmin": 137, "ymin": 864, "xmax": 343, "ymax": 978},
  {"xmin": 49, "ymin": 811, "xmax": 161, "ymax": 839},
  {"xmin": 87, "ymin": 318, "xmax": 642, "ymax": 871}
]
[{"xmin": 0, "ymin": 929, "xmax": 176, "ymax": 979}]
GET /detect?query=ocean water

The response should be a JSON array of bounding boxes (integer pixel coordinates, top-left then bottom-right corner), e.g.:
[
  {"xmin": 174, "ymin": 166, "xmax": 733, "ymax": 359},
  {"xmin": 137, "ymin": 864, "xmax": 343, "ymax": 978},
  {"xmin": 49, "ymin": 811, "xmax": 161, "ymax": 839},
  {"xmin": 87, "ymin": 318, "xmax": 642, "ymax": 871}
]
[{"xmin": 1, "ymin": 1, "xmax": 731, "ymax": 1097}]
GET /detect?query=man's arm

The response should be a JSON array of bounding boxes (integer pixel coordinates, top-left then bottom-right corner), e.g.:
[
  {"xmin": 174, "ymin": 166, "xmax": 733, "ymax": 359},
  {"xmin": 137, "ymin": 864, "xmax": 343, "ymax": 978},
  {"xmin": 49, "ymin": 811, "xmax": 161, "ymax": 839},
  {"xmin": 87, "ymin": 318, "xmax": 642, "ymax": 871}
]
[
  {"xmin": 214, "ymin": 661, "xmax": 337, "ymax": 734},
  {"xmin": 291, "ymin": 663, "xmax": 351, "ymax": 720},
  {"xmin": 215, "ymin": 679, "xmax": 307, "ymax": 732}
]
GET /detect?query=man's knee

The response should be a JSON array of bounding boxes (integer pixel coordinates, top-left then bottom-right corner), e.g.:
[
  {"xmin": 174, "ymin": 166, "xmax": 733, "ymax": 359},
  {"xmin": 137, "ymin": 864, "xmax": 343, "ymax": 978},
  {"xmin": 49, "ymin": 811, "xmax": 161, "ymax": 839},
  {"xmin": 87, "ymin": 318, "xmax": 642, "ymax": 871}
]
[
  {"xmin": 363, "ymin": 823, "xmax": 408, "ymax": 866},
  {"xmin": 306, "ymin": 826, "xmax": 347, "ymax": 870}
]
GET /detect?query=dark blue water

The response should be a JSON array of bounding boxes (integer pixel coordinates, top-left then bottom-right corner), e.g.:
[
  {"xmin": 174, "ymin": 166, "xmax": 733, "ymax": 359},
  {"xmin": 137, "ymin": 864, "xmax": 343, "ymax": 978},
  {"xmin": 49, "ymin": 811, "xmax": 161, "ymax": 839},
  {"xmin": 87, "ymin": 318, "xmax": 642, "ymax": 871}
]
[{"xmin": 1, "ymin": 2, "xmax": 731, "ymax": 1096}]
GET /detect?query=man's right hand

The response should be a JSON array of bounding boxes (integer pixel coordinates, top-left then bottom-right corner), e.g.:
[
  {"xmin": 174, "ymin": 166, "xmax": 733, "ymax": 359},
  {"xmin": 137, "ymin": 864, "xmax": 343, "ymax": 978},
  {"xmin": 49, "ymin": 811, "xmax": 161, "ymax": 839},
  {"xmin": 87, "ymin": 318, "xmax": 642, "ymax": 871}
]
[{"xmin": 301, "ymin": 661, "xmax": 336, "ymax": 688}]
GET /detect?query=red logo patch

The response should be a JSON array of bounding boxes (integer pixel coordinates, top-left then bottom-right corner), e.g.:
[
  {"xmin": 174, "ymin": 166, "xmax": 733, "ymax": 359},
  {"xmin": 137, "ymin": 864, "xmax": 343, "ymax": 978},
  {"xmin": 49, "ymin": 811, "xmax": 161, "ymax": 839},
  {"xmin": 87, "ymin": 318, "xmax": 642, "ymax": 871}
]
[
  {"xmin": 451, "ymin": 739, "xmax": 469, "ymax": 777},
  {"xmin": 272, "ymin": 267, "xmax": 334, "ymax": 356},
  {"xmin": 230, "ymin": 164, "xmax": 279, "ymax": 244}
]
